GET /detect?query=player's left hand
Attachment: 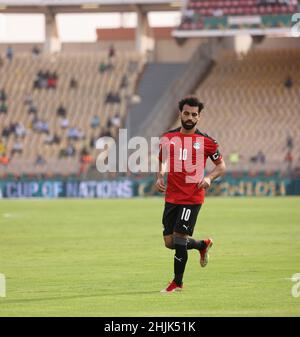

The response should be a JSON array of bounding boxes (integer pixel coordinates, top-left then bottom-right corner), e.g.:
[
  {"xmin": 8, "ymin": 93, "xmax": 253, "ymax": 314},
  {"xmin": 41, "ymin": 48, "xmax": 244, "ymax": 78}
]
[{"xmin": 198, "ymin": 177, "xmax": 211, "ymax": 190}]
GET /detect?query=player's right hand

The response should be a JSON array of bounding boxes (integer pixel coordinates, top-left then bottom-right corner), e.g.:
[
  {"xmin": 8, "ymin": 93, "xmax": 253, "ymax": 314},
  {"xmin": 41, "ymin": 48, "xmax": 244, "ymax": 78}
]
[{"xmin": 155, "ymin": 178, "xmax": 166, "ymax": 193}]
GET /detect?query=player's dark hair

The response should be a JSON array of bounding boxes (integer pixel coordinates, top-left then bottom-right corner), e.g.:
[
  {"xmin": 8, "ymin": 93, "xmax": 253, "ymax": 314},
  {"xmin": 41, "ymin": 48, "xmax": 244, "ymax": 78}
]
[{"xmin": 178, "ymin": 96, "xmax": 204, "ymax": 114}]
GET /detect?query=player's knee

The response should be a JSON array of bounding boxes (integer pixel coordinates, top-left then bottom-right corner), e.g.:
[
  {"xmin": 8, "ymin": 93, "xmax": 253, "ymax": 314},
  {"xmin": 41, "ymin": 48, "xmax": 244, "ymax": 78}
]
[
  {"xmin": 173, "ymin": 236, "xmax": 188, "ymax": 262},
  {"xmin": 173, "ymin": 235, "xmax": 188, "ymax": 247},
  {"xmin": 164, "ymin": 237, "xmax": 174, "ymax": 249},
  {"xmin": 164, "ymin": 235, "xmax": 174, "ymax": 249},
  {"xmin": 165, "ymin": 241, "xmax": 174, "ymax": 249}
]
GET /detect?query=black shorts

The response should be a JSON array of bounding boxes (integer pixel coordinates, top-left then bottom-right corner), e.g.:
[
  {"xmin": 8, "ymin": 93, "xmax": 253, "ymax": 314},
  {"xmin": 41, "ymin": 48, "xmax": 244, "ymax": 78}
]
[{"xmin": 162, "ymin": 202, "xmax": 202, "ymax": 237}]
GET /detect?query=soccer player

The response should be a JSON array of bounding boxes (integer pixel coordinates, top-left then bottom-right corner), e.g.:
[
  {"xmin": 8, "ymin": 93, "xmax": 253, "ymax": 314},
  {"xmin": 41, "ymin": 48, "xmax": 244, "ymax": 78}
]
[{"xmin": 156, "ymin": 96, "xmax": 226, "ymax": 293}]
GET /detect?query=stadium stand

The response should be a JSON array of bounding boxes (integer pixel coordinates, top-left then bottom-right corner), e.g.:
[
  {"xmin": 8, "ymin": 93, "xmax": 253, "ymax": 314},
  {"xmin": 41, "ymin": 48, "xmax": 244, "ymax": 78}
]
[
  {"xmin": 171, "ymin": 48, "xmax": 300, "ymax": 172},
  {"xmin": 179, "ymin": 0, "xmax": 299, "ymax": 31},
  {"xmin": 0, "ymin": 51, "xmax": 145, "ymax": 176},
  {"xmin": 128, "ymin": 63, "xmax": 186, "ymax": 139}
]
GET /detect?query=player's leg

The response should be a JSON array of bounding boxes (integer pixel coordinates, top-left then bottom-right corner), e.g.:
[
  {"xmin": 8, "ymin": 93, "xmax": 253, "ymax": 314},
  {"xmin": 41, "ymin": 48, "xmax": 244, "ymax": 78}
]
[
  {"xmin": 172, "ymin": 231, "xmax": 188, "ymax": 287},
  {"xmin": 161, "ymin": 231, "xmax": 187, "ymax": 293},
  {"xmin": 166, "ymin": 204, "xmax": 197, "ymax": 290},
  {"xmin": 161, "ymin": 202, "xmax": 177, "ymax": 249},
  {"xmin": 163, "ymin": 234, "xmax": 174, "ymax": 249},
  {"xmin": 180, "ymin": 204, "xmax": 203, "ymax": 251},
  {"xmin": 187, "ymin": 236, "xmax": 213, "ymax": 267},
  {"xmin": 187, "ymin": 237, "xmax": 206, "ymax": 250},
  {"xmin": 160, "ymin": 204, "xmax": 186, "ymax": 293},
  {"xmin": 177, "ymin": 204, "xmax": 213, "ymax": 268},
  {"xmin": 199, "ymin": 238, "xmax": 213, "ymax": 267}
]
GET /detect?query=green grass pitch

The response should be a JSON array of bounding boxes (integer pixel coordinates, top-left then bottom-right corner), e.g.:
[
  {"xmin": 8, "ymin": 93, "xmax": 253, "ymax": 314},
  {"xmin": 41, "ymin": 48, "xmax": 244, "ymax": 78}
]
[{"xmin": 0, "ymin": 197, "xmax": 299, "ymax": 317}]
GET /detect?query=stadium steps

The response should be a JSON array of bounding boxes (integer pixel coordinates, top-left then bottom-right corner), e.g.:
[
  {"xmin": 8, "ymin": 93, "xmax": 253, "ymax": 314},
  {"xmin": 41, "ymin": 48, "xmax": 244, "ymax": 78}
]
[{"xmin": 127, "ymin": 63, "xmax": 186, "ymax": 138}]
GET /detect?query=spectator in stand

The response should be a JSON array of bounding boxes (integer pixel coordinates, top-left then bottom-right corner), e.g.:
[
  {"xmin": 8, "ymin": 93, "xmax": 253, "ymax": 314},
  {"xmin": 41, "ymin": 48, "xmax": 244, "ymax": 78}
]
[
  {"xmin": 0, "ymin": 140, "xmax": 5, "ymax": 155},
  {"xmin": 0, "ymin": 88, "xmax": 7, "ymax": 101},
  {"xmin": 111, "ymin": 113, "xmax": 121, "ymax": 128},
  {"xmin": 108, "ymin": 44, "xmax": 115, "ymax": 59},
  {"xmin": 78, "ymin": 128, "xmax": 85, "ymax": 140},
  {"xmin": 15, "ymin": 123, "xmax": 26, "ymax": 138},
  {"xmin": 0, "ymin": 152, "xmax": 9, "ymax": 166},
  {"xmin": 89, "ymin": 135, "xmax": 96, "ymax": 149},
  {"xmin": 24, "ymin": 93, "xmax": 33, "ymax": 106},
  {"xmin": 32, "ymin": 45, "xmax": 41, "ymax": 59},
  {"xmin": 40, "ymin": 71, "xmax": 48, "ymax": 89},
  {"xmin": 6, "ymin": 46, "xmax": 13, "ymax": 62},
  {"xmin": 106, "ymin": 117, "xmax": 113, "ymax": 129},
  {"xmin": 44, "ymin": 133, "xmax": 61, "ymax": 145},
  {"xmin": 250, "ymin": 150, "xmax": 266, "ymax": 164},
  {"xmin": 0, "ymin": 101, "xmax": 8, "ymax": 114},
  {"xmin": 2, "ymin": 126, "xmax": 10, "ymax": 140},
  {"xmin": 33, "ymin": 71, "xmax": 44, "ymax": 89},
  {"xmin": 79, "ymin": 147, "xmax": 93, "ymax": 174},
  {"xmin": 120, "ymin": 74, "xmax": 128, "ymax": 89},
  {"xmin": 102, "ymin": 128, "xmax": 113, "ymax": 138},
  {"xmin": 80, "ymin": 147, "xmax": 89, "ymax": 157},
  {"xmin": 33, "ymin": 77, "xmax": 40, "ymax": 90},
  {"xmin": 285, "ymin": 150, "xmax": 293, "ymax": 173},
  {"xmin": 35, "ymin": 154, "xmax": 46, "ymax": 166},
  {"xmin": 59, "ymin": 143, "xmax": 76, "ymax": 158},
  {"xmin": 99, "ymin": 61, "xmax": 113, "ymax": 73},
  {"xmin": 182, "ymin": 9, "xmax": 195, "ymax": 24},
  {"xmin": 284, "ymin": 75, "xmax": 293, "ymax": 89},
  {"xmin": 11, "ymin": 141, "xmax": 23, "ymax": 157},
  {"xmin": 105, "ymin": 91, "xmax": 120, "ymax": 104},
  {"xmin": 69, "ymin": 77, "xmax": 78, "ymax": 89},
  {"xmin": 257, "ymin": 151, "xmax": 266, "ymax": 164},
  {"xmin": 28, "ymin": 102, "xmax": 38, "ymax": 115},
  {"xmin": 68, "ymin": 127, "xmax": 85, "ymax": 141},
  {"xmin": 99, "ymin": 62, "xmax": 107, "ymax": 74},
  {"xmin": 9, "ymin": 122, "xmax": 18, "ymax": 134},
  {"xmin": 33, "ymin": 119, "xmax": 49, "ymax": 134},
  {"xmin": 68, "ymin": 127, "xmax": 79, "ymax": 140},
  {"xmin": 49, "ymin": 72, "xmax": 58, "ymax": 89},
  {"xmin": 44, "ymin": 134, "xmax": 54, "ymax": 145},
  {"xmin": 33, "ymin": 70, "xmax": 58, "ymax": 90},
  {"xmin": 53, "ymin": 133, "xmax": 61, "ymax": 145},
  {"xmin": 0, "ymin": 55, "xmax": 3, "ymax": 68},
  {"xmin": 60, "ymin": 117, "xmax": 69, "ymax": 129},
  {"xmin": 90, "ymin": 115, "xmax": 100, "ymax": 129},
  {"xmin": 57, "ymin": 104, "xmax": 67, "ymax": 117},
  {"xmin": 65, "ymin": 143, "xmax": 76, "ymax": 157},
  {"xmin": 286, "ymin": 134, "xmax": 294, "ymax": 150}
]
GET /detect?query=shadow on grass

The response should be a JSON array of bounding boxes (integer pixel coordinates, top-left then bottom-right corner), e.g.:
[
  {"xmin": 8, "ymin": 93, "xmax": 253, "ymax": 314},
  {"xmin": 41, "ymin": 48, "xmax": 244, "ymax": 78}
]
[{"xmin": 2, "ymin": 290, "xmax": 160, "ymax": 304}]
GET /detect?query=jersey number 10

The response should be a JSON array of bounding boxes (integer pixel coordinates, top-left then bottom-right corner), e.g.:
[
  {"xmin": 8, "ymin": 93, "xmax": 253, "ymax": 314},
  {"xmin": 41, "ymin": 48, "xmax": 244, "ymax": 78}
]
[
  {"xmin": 179, "ymin": 148, "xmax": 188, "ymax": 161},
  {"xmin": 181, "ymin": 207, "xmax": 191, "ymax": 221}
]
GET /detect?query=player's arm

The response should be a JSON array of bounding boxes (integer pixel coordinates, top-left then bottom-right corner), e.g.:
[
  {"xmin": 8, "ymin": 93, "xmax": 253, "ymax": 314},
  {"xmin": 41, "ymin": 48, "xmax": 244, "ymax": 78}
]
[
  {"xmin": 155, "ymin": 160, "xmax": 166, "ymax": 193},
  {"xmin": 155, "ymin": 139, "xmax": 167, "ymax": 193},
  {"xmin": 198, "ymin": 138, "xmax": 226, "ymax": 190},
  {"xmin": 198, "ymin": 158, "xmax": 226, "ymax": 190}
]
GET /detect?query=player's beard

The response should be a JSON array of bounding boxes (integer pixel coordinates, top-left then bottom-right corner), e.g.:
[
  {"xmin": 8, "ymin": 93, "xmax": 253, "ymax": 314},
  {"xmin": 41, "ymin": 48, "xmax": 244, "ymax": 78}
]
[{"xmin": 181, "ymin": 119, "xmax": 197, "ymax": 131}]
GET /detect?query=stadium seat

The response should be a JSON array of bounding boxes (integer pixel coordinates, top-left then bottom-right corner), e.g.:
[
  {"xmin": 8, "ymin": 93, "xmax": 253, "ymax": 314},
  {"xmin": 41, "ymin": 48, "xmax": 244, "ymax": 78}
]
[
  {"xmin": 0, "ymin": 51, "xmax": 145, "ymax": 175},
  {"xmin": 170, "ymin": 49, "xmax": 300, "ymax": 172}
]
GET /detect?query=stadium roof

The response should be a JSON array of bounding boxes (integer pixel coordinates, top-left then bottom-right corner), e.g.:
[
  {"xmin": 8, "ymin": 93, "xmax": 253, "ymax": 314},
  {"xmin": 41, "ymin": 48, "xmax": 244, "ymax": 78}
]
[{"xmin": 0, "ymin": 0, "xmax": 183, "ymax": 13}]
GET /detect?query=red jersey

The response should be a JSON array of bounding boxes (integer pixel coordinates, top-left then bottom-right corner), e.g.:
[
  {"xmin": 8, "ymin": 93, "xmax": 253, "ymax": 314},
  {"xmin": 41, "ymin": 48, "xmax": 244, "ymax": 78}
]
[{"xmin": 159, "ymin": 127, "xmax": 222, "ymax": 205}]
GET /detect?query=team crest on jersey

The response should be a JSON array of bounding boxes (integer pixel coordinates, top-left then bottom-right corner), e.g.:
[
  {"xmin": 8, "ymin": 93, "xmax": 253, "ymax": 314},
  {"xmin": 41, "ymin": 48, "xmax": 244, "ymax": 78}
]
[{"xmin": 193, "ymin": 142, "xmax": 201, "ymax": 150}]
